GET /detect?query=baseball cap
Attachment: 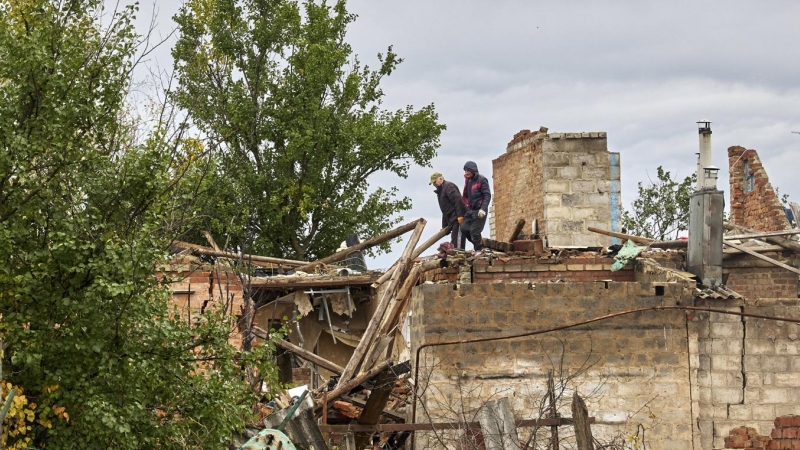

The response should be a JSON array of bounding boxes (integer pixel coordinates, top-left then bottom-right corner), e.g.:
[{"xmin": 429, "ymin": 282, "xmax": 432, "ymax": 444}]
[{"xmin": 429, "ymin": 171, "xmax": 443, "ymax": 185}]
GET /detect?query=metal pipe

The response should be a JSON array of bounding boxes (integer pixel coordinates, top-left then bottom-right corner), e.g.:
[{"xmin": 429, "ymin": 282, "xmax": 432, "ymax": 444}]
[
  {"xmin": 697, "ymin": 120, "xmax": 712, "ymax": 190},
  {"xmin": 410, "ymin": 304, "xmax": 800, "ymax": 448}
]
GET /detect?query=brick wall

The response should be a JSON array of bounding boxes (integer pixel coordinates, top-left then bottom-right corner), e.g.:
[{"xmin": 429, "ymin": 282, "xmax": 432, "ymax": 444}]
[
  {"xmin": 472, "ymin": 256, "xmax": 635, "ymax": 283},
  {"xmin": 723, "ymin": 417, "xmax": 800, "ymax": 449},
  {"xmin": 724, "ymin": 253, "xmax": 799, "ymax": 299},
  {"xmin": 728, "ymin": 146, "xmax": 791, "ymax": 231},
  {"xmin": 492, "ymin": 130, "xmax": 545, "ymax": 241},
  {"xmin": 419, "ymin": 256, "xmax": 635, "ymax": 285},
  {"xmin": 160, "ymin": 258, "xmax": 246, "ymax": 348},
  {"xmin": 411, "ymin": 282, "xmax": 692, "ymax": 450}
]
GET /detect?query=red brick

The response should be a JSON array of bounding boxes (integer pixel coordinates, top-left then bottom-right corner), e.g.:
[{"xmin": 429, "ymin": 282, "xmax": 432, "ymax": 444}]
[
  {"xmin": 726, "ymin": 434, "xmax": 749, "ymax": 448},
  {"xmin": 778, "ymin": 416, "xmax": 796, "ymax": 428}
]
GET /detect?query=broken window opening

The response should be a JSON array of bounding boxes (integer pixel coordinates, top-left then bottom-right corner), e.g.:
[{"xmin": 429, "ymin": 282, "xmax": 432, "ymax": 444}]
[{"xmin": 744, "ymin": 160, "xmax": 754, "ymax": 193}]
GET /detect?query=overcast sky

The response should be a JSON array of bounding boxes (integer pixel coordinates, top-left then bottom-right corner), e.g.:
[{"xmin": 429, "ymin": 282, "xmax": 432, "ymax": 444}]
[{"xmin": 130, "ymin": 1, "xmax": 800, "ymax": 269}]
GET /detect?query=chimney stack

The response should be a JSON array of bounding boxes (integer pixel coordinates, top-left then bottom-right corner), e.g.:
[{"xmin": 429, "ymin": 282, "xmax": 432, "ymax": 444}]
[{"xmin": 687, "ymin": 120, "xmax": 724, "ymax": 287}]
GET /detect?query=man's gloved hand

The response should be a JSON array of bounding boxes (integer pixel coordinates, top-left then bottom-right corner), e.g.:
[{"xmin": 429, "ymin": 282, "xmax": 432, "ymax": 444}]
[
  {"xmin": 478, "ymin": 210, "xmax": 486, "ymax": 219},
  {"xmin": 458, "ymin": 217, "xmax": 464, "ymax": 224}
]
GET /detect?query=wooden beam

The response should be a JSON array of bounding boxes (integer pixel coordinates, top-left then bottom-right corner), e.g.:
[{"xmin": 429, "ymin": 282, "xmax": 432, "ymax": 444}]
[
  {"xmin": 314, "ymin": 360, "xmax": 393, "ymax": 412},
  {"xmin": 724, "ymin": 230, "xmax": 800, "ymax": 240},
  {"xmin": 723, "ymin": 241, "xmax": 800, "ymax": 276},
  {"xmin": 723, "ymin": 245, "xmax": 786, "ymax": 255},
  {"xmin": 379, "ymin": 264, "xmax": 422, "ymax": 337},
  {"xmin": 354, "ymin": 369, "xmax": 399, "ymax": 449},
  {"xmin": 587, "ymin": 227, "xmax": 654, "ymax": 244},
  {"xmin": 294, "ymin": 219, "xmax": 423, "ymax": 273},
  {"xmin": 508, "ymin": 218, "xmax": 526, "ymax": 243},
  {"xmin": 172, "ymin": 241, "xmax": 308, "ymax": 266},
  {"xmin": 648, "ymin": 239, "xmax": 687, "ymax": 249},
  {"xmin": 572, "ymin": 392, "xmax": 594, "ymax": 450},
  {"xmin": 251, "ymin": 274, "xmax": 379, "ymax": 290},
  {"xmin": 724, "ymin": 223, "xmax": 800, "ymax": 252},
  {"xmin": 337, "ymin": 220, "xmax": 426, "ymax": 386},
  {"xmin": 371, "ymin": 226, "xmax": 451, "ymax": 287},
  {"xmin": 340, "ymin": 395, "xmax": 405, "ymax": 422},
  {"xmin": 271, "ymin": 336, "xmax": 345, "ymax": 375}
]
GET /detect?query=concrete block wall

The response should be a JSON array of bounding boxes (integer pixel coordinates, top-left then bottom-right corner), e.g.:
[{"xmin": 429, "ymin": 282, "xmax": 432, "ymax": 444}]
[
  {"xmin": 690, "ymin": 299, "xmax": 800, "ymax": 449},
  {"xmin": 410, "ymin": 282, "xmax": 693, "ymax": 450},
  {"xmin": 541, "ymin": 133, "xmax": 621, "ymax": 247},
  {"xmin": 728, "ymin": 146, "xmax": 791, "ymax": 232}
]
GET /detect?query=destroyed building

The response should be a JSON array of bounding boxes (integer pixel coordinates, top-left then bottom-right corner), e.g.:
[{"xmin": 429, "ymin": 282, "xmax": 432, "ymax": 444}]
[{"xmin": 166, "ymin": 125, "xmax": 800, "ymax": 450}]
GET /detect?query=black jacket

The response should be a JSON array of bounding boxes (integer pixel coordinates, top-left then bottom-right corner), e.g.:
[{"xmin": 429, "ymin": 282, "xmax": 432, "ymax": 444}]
[
  {"xmin": 435, "ymin": 180, "xmax": 467, "ymax": 228},
  {"xmin": 462, "ymin": 161, "xmax": 491, "ymax": 213}
]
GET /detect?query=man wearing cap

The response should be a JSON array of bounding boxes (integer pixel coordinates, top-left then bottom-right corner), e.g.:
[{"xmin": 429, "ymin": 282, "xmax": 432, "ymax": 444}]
[
  {"xmin": 430, "ymin": 171, "xmax": 467, "ymax": 248},
  {"xmin": 461, "ymin": 161, "xmax": 491, "ymax": 251}
]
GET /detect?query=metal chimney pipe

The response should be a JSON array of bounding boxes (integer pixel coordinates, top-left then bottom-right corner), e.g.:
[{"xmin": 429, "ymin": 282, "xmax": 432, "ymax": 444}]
[{"xmin": 696, "ymin": 120, "xmax": 712, "ymax": 190}]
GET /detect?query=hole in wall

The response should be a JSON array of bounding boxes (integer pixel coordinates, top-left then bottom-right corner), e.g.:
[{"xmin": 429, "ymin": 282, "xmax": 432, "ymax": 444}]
[{"xmin": 655, "ymin": 285, "xmax": 665, "ymax": 296}]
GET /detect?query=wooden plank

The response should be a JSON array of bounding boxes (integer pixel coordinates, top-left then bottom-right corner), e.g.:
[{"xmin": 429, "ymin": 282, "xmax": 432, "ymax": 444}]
[
  {"xmin": 587, "ymin": 227, "xmax": 654, "ymax": 244},
  {"xmin": 314, "ymin": 360, "xmax": 392, "ymax": 412},
  {"xmin": 724, "ymin": 223, "xmax": 800, "ymax": 252},
  {"xmin": 171, "ymin": 241, "xmax": 308, "ymax": 266},
  {"xmin": 251, "ymin": 274, "xmax": 379, "ymax": 290},
  {"xmin": 294, "ymin": 219, "xmax": 423, "ymax": 273},
  {"xmin": 649, "ymin": 239, "xmax": 687, "ymax": 249},
  {"xmin": 723, "ymin": 244, "xmax": 786, "ymax": 255},
  {"xmin": 723, "ymin": 241, "xmax": 800, "ymax": 275},
  {"xmin": 572, "ymin": 392, "xmax": 594, "ymax": 450},
  {"xmin": 270, "ymin": 335, "xmax": 345, "ymax": 374},
  {"xmin": 380, "ymin": 264, "xmax": 422, "ymax": 336},
  {"xmin": 477, "ymin": 397, "xmax": 521, "ymax": 450},
  {"xmin": 354, "ymin": 369, "xmax": 398, "ymax": 449},
  {"xmin": 319, "ymin": 417, "xmax": 594, "ymax": 433},
  {"xmin": 337, "ymin": 220, "xmax": 426, "ymax": 386},
  {"xmin": 508, "ymin": 218, "xmax": 526, "ymax": 242},
  {"xmin": 724, "ymin": 230, "xmax": 800, "ymax": 240},
  {"xmin": 372, "ymin": 226, "xmax": 451, "ymax": 287},
  {"xmin": 340, "ymin": 395, "xmax": 406, "ymax": 422}
]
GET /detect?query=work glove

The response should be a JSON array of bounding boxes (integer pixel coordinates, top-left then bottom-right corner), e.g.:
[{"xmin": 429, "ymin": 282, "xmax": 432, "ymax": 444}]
[
  {"xmin": 458, "ymin": 217, "xmax": 464, "ymax": 224},
  {"xmin": 478, "ymin": 210, "xmax": 486, "ymax": 219}
]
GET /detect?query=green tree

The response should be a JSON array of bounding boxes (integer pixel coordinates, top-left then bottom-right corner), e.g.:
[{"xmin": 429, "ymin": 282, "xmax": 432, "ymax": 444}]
[
  {"xmin": 0, "ymin": 1, "xmax": 282, "ymax": 448},
  {"xmin": 622, "ymin": 166, "xmax": 697, "ymax": 241},
  {"xmin": 172, "ymin": 0, "xmax": 445, "ymax": 260}
]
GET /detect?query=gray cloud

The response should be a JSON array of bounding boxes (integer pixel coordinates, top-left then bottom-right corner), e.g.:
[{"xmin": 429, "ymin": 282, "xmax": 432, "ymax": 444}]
[{"xmin": 123, "ymin": 0, "xmax": 800, "ymax": 268}]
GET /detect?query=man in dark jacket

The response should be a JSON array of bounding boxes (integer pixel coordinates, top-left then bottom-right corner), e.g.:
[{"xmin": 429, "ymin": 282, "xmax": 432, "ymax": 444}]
[
  {"xmin": 461, "ymin": 161, "xmax": 491, "ymax": 251},
  {"xmin": 430, "ymin": 171, "xmax": 467, "ymax": 248}
]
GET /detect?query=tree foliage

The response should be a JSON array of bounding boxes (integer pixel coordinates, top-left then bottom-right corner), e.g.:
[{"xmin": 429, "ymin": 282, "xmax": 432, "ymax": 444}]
[
  {"xmin": 0, "ymin": 1, "xmax": 282, "ymax": 447},
  {"xmin": 173, "ymin": 0, "xmax": 445, "ymax": 260},
  {"xmin": 622, "ymin": 166, "xmax": 696, "ymax": 241}
]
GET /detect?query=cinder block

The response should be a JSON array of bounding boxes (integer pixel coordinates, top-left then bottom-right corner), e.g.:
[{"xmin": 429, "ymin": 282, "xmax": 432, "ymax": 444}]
[
  {"xmin": 544, "ymin": 179, "xmax": 571, "ymax": 193},
  {"xmin": 761, "ymin": 387, "xmax": 790, "ymax": 403},
  {"xmin": 711, "ymin": 387, "xmax": 743, "ymax": 403},
  {"xmin": 710, "ymin": 322, "xmax": 744, "ymax": 338}
]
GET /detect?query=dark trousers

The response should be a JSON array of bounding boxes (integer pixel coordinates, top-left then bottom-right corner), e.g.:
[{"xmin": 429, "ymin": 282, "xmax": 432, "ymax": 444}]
[
  {"xmin": 448, "ymin": 220, "xmax": 462, "ymax": 248},
  {"xmin": 462, "ymin": 210, "xmax": 487, "ymax": 250}
]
